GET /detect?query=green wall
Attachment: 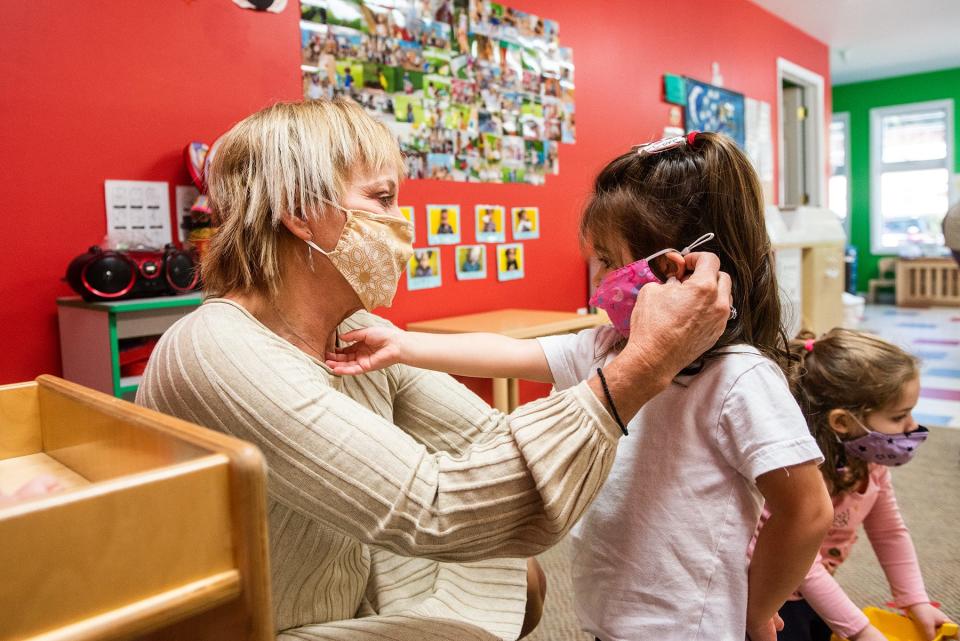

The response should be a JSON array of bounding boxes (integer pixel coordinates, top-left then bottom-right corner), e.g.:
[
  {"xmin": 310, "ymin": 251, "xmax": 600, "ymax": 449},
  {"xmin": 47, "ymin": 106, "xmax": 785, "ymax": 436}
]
[{"xmin": 833, "ymin": 67, "xmax": 960, "ymax": 292}]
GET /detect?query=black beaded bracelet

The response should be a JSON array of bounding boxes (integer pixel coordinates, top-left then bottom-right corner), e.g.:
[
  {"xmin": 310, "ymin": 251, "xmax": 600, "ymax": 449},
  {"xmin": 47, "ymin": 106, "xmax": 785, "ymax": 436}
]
[{"xmin": 596, "ymin": 367, "xmax": 628, "ymax": 436}]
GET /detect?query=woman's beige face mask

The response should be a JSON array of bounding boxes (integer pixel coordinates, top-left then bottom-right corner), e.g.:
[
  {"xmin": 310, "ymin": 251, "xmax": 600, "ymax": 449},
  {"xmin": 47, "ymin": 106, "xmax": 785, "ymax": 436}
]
[{"xmin": 305, "ymin": 200, "xmax": 414, "ymax": 310}]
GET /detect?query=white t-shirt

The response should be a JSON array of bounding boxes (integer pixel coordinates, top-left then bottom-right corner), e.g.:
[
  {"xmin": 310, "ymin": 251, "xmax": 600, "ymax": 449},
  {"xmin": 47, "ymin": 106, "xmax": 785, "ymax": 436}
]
[{"xmin": 538, "ymin": 327, "xmax": 823, "ymax": 641}]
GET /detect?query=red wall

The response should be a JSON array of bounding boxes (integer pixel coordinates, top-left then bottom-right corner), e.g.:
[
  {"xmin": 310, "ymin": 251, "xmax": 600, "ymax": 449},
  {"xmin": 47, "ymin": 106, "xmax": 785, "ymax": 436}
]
[{"xmin": 0, "ymin": 1, "xmax": 828, "ymax": 391}]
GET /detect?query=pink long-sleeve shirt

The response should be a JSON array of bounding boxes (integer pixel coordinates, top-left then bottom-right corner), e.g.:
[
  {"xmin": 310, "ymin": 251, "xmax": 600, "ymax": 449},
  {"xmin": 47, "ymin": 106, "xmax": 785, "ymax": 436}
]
[{"xmin": 780, "ymin": 464, "xmax": 929, "ymax": 638}]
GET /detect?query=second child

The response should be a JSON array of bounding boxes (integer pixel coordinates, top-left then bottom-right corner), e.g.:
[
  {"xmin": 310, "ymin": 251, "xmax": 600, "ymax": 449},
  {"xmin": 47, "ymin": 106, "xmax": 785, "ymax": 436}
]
[{"xmin": 769, "ymin": 329, "xmax": 955, "ymax": 641}]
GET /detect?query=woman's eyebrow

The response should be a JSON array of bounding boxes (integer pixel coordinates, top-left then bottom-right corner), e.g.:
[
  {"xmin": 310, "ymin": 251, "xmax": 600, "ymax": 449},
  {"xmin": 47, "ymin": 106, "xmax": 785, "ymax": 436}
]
[{"xmin": 361, "ymin": 179, "xmax": 397, "ymax": 192}]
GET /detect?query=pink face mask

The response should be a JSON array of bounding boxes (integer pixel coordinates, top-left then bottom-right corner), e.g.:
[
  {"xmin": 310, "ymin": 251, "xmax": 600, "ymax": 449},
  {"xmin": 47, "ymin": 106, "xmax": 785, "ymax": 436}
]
[{"xmin": 589, "ymin": 233, "xmax": 715, "ymax": 337}]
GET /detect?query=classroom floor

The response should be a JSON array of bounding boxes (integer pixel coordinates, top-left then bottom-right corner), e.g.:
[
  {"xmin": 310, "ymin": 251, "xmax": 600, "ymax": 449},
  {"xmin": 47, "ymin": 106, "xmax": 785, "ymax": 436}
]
[{"xmin": 859, "ymin": 305, "xmax": 960, "ymax": 429}]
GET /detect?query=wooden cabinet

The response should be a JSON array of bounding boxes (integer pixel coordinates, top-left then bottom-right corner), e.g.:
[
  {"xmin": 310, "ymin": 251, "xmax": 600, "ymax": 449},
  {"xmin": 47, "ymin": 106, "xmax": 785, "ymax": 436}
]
[
  {"xmin": 767, "ymin": 206, "xmax": 847, "ymax": 336},
  {"xmin": 801, "ymin": 243, "xmax": 845, "ymax": 333},
  {"xmin": 0, "ymin": 376, "xmax": 272, "ymax": 640},
  {"xmin": 57, "ymin": 294, "xmax": 201, "ymax": 400}
]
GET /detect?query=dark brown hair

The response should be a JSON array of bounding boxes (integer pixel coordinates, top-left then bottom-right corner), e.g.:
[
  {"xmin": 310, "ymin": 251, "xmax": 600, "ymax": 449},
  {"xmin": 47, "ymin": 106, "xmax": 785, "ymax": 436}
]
[
  {"xmin": 787, "ymin": 328, "xmax": 918, "ymax": 495},
  {"xmin": 581, "ymin": 132, "xmax": 787, "ymax": 371}
]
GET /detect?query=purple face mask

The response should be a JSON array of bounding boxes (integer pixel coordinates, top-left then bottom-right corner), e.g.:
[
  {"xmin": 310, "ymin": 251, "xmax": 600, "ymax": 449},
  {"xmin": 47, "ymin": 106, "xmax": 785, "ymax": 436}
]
[
  {"xmin": 589, "ymin": 233, "xmax": 715, "ymax": 337},
  {"xmin": 843, "ymin": 420, "xmax": 929, "ymax": 467}
]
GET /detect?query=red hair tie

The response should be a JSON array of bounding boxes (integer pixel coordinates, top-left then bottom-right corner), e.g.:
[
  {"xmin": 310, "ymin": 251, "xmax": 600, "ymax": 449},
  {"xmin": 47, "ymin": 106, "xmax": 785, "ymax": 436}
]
[
  {"xmin": 803, "ymin": 338, "xmax": 815, "ymax": 352},
  {"xmin": 687, "ymin": 131, "xmax": 699, "ymax": 146}
]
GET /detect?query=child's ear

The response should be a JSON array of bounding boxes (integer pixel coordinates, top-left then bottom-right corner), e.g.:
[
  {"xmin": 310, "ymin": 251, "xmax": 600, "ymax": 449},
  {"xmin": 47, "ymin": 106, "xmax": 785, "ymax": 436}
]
[
  {"xmin": 657, "ymin": 251, "xmax": 687, "ymax": 280},
  {"xmin": 827, "ymin": 409, "xmax": 855, "ymax": 436}
]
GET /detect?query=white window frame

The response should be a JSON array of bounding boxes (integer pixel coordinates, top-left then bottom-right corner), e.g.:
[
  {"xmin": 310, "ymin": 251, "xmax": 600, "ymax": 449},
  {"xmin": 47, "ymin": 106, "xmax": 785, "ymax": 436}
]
[
  {"xmin": 830, "ymin": 111, "xmax": 852, "ymax": 236},
  {"xmin": 869, "ymin": 98, "xmax": 954, "ymax": 255}
]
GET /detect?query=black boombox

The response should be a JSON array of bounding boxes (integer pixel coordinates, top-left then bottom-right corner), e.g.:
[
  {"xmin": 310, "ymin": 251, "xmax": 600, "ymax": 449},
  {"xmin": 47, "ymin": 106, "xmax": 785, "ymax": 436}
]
[{"xmin": 66, "ymin": 244, "xmax": 200, "ymax": 301}]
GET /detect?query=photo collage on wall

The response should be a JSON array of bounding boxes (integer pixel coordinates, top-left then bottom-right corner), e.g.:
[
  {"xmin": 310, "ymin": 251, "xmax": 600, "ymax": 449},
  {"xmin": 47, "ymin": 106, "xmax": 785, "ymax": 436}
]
[
  {"xmin": 403, "ymin": 204, "xmax": 539, "ymax": 289},
  {"xmin": 300, "ymin": 0, "xmax": 575, "ymax": 184}
]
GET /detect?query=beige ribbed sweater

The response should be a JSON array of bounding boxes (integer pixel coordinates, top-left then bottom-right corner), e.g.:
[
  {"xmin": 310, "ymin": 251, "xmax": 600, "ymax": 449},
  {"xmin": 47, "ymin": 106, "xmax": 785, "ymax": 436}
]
[{"xmin": 136, "ymin": 299, "xmax": 622, "ymax": 640}]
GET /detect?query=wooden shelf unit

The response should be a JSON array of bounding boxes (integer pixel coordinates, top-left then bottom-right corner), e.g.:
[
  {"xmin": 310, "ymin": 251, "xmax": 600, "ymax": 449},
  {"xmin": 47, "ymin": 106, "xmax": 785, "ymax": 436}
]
[{"xmin": 0, "ymin": 376, "xmax": 272, "ymax": 641}]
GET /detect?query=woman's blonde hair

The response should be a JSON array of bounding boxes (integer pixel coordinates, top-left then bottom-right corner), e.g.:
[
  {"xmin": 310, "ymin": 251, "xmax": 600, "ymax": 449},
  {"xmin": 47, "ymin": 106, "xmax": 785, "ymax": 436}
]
[
  {"xmin": 787, "ymin": 328, "xmax": 919, "ymax": 494},
  {"xmin": 202, "ymin": 98, "xmax": 404, "ymax": 298}
]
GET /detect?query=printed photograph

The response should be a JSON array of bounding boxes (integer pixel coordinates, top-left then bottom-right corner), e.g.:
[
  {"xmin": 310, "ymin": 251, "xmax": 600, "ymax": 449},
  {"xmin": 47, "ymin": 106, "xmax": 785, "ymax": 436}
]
[
  {"xmin": 427, "ymin": 204, "xmax": 461, "ymax": 244},
  {"xmin": 455, "ymin": 244, "xmax": 487, "ymax": 280},
  {"xmin": 475, "ymin": 204, "xmax": 505, "ymax": 243},
  {"xmin": 511, "ymin": 206, "xmax": 539, "ymax": 239},
  {"xmin": 496, "ymin": 242, "xmax": 524, "ymax": 281},
  {"xmin": 407, "ymin": 247, "xmax": 442, "ymax": 290}
]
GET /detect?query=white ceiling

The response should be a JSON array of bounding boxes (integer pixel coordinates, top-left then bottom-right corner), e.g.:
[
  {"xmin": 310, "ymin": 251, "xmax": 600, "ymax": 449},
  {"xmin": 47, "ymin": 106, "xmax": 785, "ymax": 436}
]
[{"xmin": 749, "ymin": 0, "xmax": 960, "ymax": 85}]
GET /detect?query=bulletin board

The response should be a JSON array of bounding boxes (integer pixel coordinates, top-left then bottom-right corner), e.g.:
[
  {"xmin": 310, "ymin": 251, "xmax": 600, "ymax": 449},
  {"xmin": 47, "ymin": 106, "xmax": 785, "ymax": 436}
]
[{"xmin": 684, "ymin": 77, "xmax": 746, "ymax": 148}]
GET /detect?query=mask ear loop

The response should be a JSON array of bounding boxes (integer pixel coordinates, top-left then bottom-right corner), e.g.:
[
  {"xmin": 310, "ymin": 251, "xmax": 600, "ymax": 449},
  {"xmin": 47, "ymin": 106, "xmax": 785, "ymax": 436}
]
[
  {"xmin": 668, "ymin": 233, "xmax": 734, "ymax": 319},
  {"xmin": 305, "ymin": 199, "xmax": 353, "ymax": 259},
  {"xmin": 644, "ymin": 232, "xmax": 714, "ymax": 263},
  {"xmin": 680, "ymin": 232, "xmax": 715, "ymax": 256},
  {"xmin": 642, "ymin": 232, "xmax": 717, "ymax": 264},
  {"xmin": 848, "ymin": 411, "xmax": 876, "ymax": 436}
]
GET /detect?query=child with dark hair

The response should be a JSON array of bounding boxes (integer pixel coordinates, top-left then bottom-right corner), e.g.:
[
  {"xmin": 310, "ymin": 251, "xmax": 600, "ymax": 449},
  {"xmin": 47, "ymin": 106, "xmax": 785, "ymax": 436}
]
[
  {"xmin": 764, "ymin": 329, "xmax": 954, "ymax": 641},
  {"xmin": 324, "ymin": 132, "xmax": 832, "ymax": 641}
]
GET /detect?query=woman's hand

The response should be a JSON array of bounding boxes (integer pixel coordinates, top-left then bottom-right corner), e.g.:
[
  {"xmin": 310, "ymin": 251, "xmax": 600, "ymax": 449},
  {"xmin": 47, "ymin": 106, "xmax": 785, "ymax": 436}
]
[
  {"xmin": 587, "ymin": 252, "xmax": 731, "ymax": 425},
  {"xmin": 326, "ymin": 326, "xmax": 408, "ymax": 375},
  {"xmin": 623, "ymin": 251, "xmax": 732, "ymax": 379},
  {"xmin": 850, "ymin": 623, "xmax": 888, "ymax": 641},
  {"xmin": 745, "ymin": 613, "xmax": 784, "ymax": 641},
  {"xmin": 908, "ymin": 603, "xmax": 956, "ymax": 640}
]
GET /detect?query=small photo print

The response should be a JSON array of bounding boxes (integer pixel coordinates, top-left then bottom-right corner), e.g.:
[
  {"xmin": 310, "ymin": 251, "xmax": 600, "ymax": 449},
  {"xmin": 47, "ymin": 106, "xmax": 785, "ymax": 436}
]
[
  {"xmin": 394, "ymin": 95, "xmax": 424, "ymax": 125},
  {"xmin": 475, "ymin": 204, "xmax": 505, "ymax": 243},
  {"xmin": 511, "ymin": 207, "xmax": 539, "ymax": 239},
  {"xmin": 455, "ymin": 244, "xmax": 487, "ymax": 280},
  {"xmin": 407, "ymin": 247, "xmax": 442, "ymax": 291},
  {"xmin": 399, "ymin": 206, "xmax": 415, "ymax": 243},
  {"xmin": 427, "ymin": 204, "xmax": 461, "ymax": 244},
  {"xmin": 496, "ymin": 243, "xmax": 524, "ymax": 281},
  {"xmin": 426, "ymin": 152, "xmax": 454, "ymax": 180}
]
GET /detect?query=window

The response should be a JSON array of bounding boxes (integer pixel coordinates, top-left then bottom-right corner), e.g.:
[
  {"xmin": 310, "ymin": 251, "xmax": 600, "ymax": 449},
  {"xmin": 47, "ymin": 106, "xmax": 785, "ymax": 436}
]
[
  {"xmin": 870, "ymin": 100, "xmax": 954, "ymax": 254},
  {"xmin": 829, "ymin": 113, "xmax": 850, "ymax": 229}
]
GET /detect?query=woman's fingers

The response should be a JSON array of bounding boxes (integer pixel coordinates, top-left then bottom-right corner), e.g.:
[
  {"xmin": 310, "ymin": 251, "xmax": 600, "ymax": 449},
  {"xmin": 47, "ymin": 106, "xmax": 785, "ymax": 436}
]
[
  {"xmin": 682, "ymin": 251, "xmax": 721, "ymax": 284},
  {"xmin": 326, "ymin": 361, "xmax": 365, "ymax": 375},
  {"xmin": 339, "ymin": 328, "xmax": 368, "ymax": 343}
]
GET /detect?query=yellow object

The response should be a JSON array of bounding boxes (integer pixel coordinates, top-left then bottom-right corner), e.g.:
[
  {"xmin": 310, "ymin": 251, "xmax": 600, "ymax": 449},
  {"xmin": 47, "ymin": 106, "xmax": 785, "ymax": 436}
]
[{"xmin": 830, "ymin": 607, "xmax": 959, "ymax": 641}]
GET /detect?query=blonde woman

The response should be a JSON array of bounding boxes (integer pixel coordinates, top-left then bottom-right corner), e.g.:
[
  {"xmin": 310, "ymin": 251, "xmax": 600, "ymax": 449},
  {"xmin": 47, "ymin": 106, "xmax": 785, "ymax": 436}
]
[{"xmin": 137, "ymin": 98, "xmax": 732, "ymax": 641}]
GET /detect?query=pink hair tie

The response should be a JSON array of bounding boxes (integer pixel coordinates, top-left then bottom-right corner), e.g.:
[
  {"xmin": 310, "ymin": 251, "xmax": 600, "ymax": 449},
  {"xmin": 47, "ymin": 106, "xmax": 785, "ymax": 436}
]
[{"xmin": 803, "ymin": 339, "xmax": 815, "ymax": 352}]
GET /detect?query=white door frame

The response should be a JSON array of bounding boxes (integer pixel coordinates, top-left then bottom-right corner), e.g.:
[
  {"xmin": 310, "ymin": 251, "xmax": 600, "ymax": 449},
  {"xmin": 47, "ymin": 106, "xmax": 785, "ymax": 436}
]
[{"xmin": 777, "ymin": 57, "xmax": 826, "ymax": 208}]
